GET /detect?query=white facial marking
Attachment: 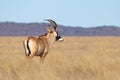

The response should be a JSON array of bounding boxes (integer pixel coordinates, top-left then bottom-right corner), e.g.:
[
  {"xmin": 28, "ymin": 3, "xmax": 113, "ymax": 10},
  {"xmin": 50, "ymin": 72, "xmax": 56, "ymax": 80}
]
[
  {"xmin": 53, "ymin": 32, "xmax": 57, "ymax": 36},
  {"xmin": 58, "ymin": 37, "xmax": 64, "ymax": 42}
]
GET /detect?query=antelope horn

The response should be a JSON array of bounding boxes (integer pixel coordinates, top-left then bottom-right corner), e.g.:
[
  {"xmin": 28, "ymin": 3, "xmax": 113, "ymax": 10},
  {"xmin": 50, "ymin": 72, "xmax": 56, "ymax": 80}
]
[{"xmin": 45, "ymin": 19, "xmax": 57, "ymax": 31}]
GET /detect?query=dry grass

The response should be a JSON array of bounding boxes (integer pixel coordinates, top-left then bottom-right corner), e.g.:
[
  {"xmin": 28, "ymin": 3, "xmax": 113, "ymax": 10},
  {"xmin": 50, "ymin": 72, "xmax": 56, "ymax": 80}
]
[{"xmin": 0, "ymin": 36, "xmax": 120, "ymax": 80}]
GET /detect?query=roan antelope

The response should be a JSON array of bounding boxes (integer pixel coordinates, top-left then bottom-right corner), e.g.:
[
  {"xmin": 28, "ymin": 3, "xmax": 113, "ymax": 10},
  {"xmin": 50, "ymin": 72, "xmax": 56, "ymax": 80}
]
[{"xmin": 23, "ymin": 19, "xmax": 64, "ymax": 62}]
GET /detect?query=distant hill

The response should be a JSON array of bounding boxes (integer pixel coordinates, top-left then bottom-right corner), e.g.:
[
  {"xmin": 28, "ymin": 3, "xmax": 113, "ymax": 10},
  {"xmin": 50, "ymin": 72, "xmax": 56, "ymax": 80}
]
[{"xmin": 0, "ymin": 22, "xmax": 120, "ymax": 36}]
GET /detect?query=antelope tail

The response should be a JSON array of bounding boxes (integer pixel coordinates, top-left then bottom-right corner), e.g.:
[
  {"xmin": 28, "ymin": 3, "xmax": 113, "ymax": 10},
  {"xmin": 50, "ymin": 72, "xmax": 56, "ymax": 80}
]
[{"xmin": 24, "ymin": 40, "xmax": 31, "ymax": 56}]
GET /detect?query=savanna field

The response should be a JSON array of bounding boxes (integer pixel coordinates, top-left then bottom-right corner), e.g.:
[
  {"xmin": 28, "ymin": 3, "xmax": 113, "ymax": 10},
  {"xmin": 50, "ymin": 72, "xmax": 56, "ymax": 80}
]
[{"xmin": 0, "ymin": 37, "xmax": 120, "ymax": 80}]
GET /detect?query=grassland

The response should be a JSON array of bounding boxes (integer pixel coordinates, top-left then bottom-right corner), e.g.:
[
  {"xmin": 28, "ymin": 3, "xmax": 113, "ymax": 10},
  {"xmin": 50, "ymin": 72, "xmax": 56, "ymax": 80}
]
[{"xmin": 0, "ymin": 36, "xmax": 120, "ymax": 80}]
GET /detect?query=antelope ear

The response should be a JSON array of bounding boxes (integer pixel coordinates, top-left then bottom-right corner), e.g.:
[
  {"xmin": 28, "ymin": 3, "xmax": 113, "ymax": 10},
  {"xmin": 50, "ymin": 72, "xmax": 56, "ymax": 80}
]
[{"xmin": 46, "ymin": 27, "xmax": 51, "ymax": 32}]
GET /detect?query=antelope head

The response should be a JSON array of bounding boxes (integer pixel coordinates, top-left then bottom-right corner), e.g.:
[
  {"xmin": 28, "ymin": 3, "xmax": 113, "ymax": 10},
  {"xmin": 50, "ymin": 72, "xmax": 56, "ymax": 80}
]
[{"xmin": 45, "ymin": 19, "xmax": 64, "ymax": 42}]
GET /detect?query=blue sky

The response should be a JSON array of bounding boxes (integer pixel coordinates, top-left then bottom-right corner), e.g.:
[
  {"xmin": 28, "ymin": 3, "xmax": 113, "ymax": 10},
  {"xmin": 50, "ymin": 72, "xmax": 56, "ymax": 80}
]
[{"xmin": 0, "ymin": 0, "xmax": 120, "ymax": 27}]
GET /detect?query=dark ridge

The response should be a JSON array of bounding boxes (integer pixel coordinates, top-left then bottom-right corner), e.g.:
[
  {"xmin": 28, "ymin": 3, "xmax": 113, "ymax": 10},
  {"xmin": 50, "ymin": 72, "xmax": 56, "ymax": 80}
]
[{"xmin": 0, "ymin": 22, "xmax": 120, "ymax": 36}]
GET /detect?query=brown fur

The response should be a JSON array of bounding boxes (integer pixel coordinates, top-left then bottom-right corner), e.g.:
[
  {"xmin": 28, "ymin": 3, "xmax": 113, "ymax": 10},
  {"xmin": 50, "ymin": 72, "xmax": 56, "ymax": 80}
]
[{"xmin": 23, "ymin": 20, "xmax": 64, "ymax": 62}]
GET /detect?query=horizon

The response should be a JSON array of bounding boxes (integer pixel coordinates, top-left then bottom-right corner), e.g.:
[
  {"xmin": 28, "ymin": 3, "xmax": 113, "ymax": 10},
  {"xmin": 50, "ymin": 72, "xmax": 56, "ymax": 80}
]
[
  {"xmin": 0, "ymin": 21, "xmax": 120, "ymax": 28},
  {"xmin": 0, "ymin": 0, "xmax": 120, "ymax": 27}
]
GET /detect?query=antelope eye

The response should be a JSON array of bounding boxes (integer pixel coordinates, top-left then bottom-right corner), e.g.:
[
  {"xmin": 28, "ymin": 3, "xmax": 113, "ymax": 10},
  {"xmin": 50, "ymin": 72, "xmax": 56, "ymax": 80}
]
[{"xmin": 50, "ymin": 31, "xmax": 53, "ymax": 33}]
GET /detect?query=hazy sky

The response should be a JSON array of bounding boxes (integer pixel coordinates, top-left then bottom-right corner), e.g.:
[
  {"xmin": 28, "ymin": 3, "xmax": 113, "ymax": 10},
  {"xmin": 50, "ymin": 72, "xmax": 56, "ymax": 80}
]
[{"xmin": 0, "ymin": 0, "xmax": 120, "ymax": 27}]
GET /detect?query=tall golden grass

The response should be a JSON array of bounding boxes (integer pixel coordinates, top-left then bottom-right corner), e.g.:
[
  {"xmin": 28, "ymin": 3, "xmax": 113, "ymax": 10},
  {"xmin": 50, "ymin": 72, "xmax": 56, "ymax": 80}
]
[{"xmin": 0, "ymin": 37, "xmax": 120, "ymax": 80}]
